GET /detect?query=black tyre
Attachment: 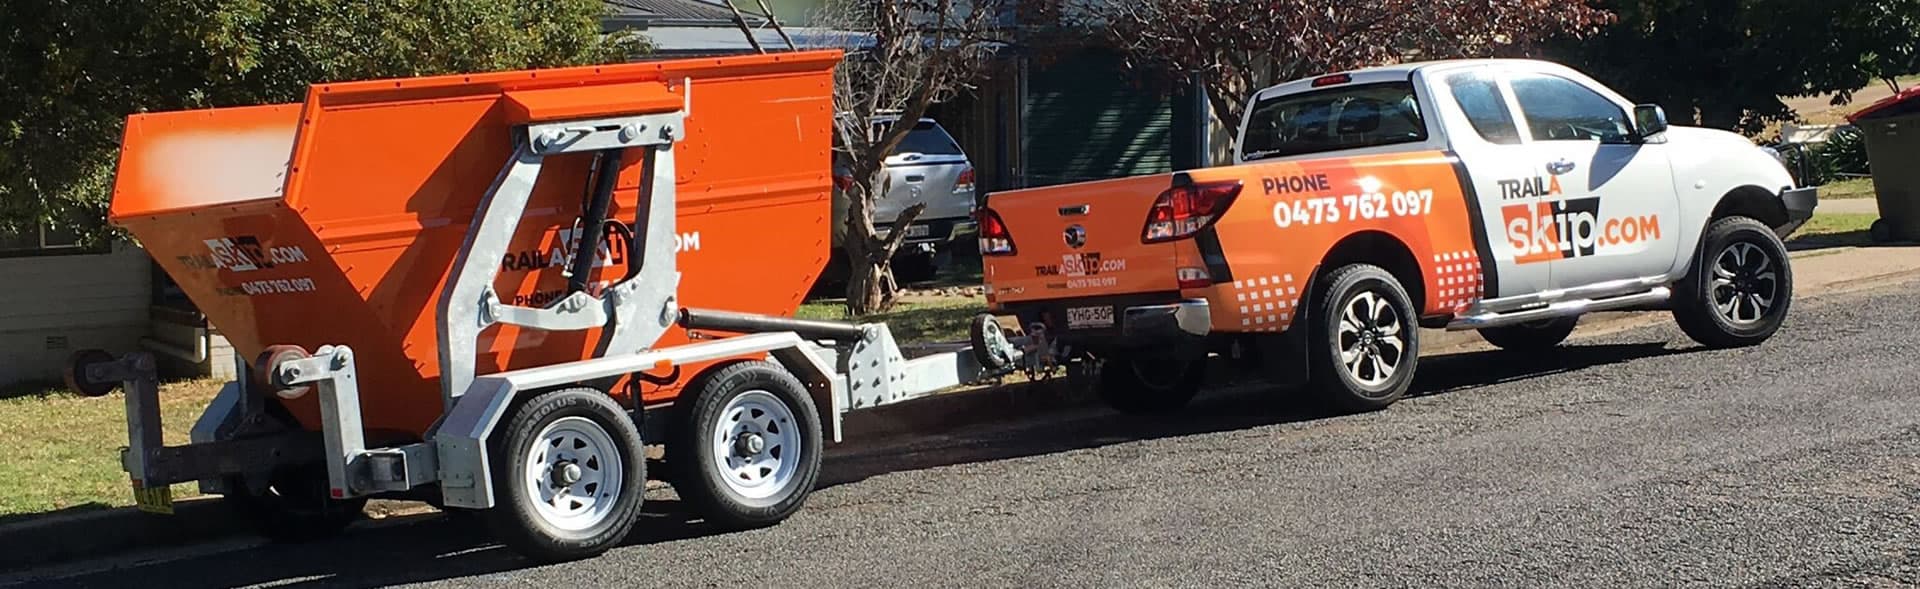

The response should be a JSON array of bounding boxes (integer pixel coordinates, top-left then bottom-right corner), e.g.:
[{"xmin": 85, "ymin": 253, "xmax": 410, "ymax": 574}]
[
  {"xmin": 62, "ymin": 349, "xmax": 118, "ymax": 397},
  {"xmin": 222, "ymin": 464, "xmax": 369, "ymax": 543},
  {"xmin": 1673, "ymin": 216, "xmax": 1793, "ymax": 348},
  {"xmin": 1478, "ymin": 317, "xmax": 1579, "ymax": 351},
  {"xmin": 892, "ymin": 251, "xmax": 939, "ymax": 285},
  {"xmin": 1307, "ymin": 264, "xmax": 1419, "ymax": 413},
  {"xmin": 1094, "ymin": 352, "xmax": 1205, "ymax": 415},
  {"xmin": 667, "ymin": 361, "xmax": 823, "ymax": 529},
  {"xmin": 483, "ymin": 387, "xmax": 647, "ymax": 563}
]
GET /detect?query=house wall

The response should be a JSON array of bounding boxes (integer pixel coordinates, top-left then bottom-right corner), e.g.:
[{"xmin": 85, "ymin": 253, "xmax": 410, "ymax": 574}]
[{"xmin": 0, "ymin": 242, "xmax": 152, "ymax": 388}]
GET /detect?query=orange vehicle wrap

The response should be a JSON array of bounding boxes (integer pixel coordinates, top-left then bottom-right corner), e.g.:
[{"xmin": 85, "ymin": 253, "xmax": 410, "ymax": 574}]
[
  {"xmin": 110, "ymin": 51, "xmax": 843, "ymax": 438},
  {"xmin": 985, "ymin": 150, "xmax": 1493, "ymax": 336}
]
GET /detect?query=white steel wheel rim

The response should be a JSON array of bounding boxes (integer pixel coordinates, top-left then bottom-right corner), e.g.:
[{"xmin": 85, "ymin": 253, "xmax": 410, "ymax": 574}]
[
  {"xmin": 522, "ymin": 416, "xmax": 624, "ymax": 532},
  {"xmin": 1337, "ymin": 290, "xmax": 1405, "ymax": 388},
  {"xmin": 711, "ymin": 390, "xmax": 802, "ymax": 501},
  {"xmin": 1710, "ymin": 241, "xmax": 1778, "ymax": 326}
]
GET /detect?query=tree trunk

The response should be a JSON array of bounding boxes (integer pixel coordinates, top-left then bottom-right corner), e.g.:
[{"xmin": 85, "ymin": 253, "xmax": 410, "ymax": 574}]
[
  {"xmin": 841, "ymin": 176, "xmax": 927, "ymax": 316},
  {"xmin": 843, "ymin": 189, "xmax": 894, "ymax": 314}
]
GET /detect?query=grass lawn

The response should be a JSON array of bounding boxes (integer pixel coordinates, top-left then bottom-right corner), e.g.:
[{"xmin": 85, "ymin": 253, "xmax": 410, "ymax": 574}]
[
  {"xmin": 798, "ymin": 295, "xmax": 988, "ymax": 345},
  {"xmin": 1819, "ymin": 178, "xmax": 1877, "ymax": 200},
  {"xmin": 0, "ymin": 379, "xmax": 220, "ymax": 518},
  {"xmin": 1786, "ymin": 212, "xmax": 1879, "ymax": 250}
]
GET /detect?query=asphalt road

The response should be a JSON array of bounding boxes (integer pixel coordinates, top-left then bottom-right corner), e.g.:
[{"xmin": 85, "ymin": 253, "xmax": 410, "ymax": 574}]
[{"xmin": 10, "ymin": 279, "xmax": 1920, "ymax": 589}]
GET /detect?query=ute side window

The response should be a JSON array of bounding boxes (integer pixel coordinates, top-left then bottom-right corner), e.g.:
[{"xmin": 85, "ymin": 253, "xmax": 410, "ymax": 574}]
[
  {"xmin": 1509, "ymin": 73, "xmax": 1633, "ymax": 143},
  {"xmin": 1444, "ymin": 71, "xmax": 1522, "ymax": 145},
  {"xmin": 1241, "ymin": 81, "xmax": 1428, "ymax": 161}
]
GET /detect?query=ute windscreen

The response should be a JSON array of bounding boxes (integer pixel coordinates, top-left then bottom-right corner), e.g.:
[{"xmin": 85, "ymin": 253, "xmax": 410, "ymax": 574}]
[{"xmin": 1241, "ymin": 82, "xmax": 1427, "ymax": 160}]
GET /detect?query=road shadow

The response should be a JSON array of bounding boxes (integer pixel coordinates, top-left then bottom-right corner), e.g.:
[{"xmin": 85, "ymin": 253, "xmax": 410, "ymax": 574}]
[
  {"xmin": 17, "ymin": 341, "xmax": 1699, "ymax": 589},
  {"xmin": 819, "ymin": 340, "xmax": 1700, "ymax": 490}
]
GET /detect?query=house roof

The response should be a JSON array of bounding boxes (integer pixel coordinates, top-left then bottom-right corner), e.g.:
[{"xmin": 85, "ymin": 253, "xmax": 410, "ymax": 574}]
[{"xmin": 603, "ymin": 0, "xmax": 766, "ymax": 27}]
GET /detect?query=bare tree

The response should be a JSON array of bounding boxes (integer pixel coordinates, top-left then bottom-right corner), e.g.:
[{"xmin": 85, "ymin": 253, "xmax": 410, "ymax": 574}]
[
  {"xmin": 1053, "ymin": 0, "xmax": 1612, "ymax": 150},
  {"xmin": 812, "ymin": 0, "xmax": 1001, "ymax": 315}
]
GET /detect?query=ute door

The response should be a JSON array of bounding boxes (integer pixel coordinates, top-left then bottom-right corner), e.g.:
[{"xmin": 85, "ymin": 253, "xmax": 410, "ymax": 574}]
[
  {"xmin": 1429, "ymin": 67, "xmax": 1548, "ymax": 299},
  {"xmin": 1504, "ymin": 69, "xmax": 1680, "ymax": 289}
]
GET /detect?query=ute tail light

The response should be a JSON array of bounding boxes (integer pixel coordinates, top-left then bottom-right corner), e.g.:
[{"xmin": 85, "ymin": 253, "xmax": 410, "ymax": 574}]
[
  {"xmin": 832, "ymin": 173, "xmax": 855, "ymax": 191},
  {"xmin": 954, "ymin": 167, "xmax": 976, "ymax": 195},
  {"xmin": 976, "ymin": 207, "xmax": 1016, "ymax": 256},
  {"xmin": 1142, "ymin": 180, "xmax": 1244, "ymax": 243}
]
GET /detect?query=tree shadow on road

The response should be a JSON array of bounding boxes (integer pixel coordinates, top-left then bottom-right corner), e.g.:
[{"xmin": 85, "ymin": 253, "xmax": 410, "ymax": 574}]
[{"xmin": 18, "ymin": 341, "xmax": 1700, "ymax": 589}]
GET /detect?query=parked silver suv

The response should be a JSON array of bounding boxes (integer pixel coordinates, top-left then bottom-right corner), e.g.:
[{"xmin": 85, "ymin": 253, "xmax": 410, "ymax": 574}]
[{"xmin": 828, "ymin": 116, "xmax": 978, "ymax": 284}]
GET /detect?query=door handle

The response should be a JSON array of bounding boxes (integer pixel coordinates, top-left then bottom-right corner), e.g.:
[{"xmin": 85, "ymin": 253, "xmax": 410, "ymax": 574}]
[{"xmin": 1546, "ymin": 159, "xmax": 1577, "ymax": 176}]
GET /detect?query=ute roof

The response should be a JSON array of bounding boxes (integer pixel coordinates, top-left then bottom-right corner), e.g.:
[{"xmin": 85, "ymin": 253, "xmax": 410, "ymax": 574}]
[{"xmin": 1251, "ymin": 58, "xmax": 1564, "ymax": 101}]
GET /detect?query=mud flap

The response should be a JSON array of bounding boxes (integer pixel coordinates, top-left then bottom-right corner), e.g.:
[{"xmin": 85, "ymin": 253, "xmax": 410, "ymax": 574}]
[{"xmin": 1253, "ymin": 265, "xmax": 1318, "ymax": 390}]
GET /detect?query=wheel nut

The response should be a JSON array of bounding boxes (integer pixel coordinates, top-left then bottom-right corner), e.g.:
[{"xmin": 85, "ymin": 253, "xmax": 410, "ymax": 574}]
[{"xmin": 552, "ymin": 462, "xmax": 582, "ymax": 487}]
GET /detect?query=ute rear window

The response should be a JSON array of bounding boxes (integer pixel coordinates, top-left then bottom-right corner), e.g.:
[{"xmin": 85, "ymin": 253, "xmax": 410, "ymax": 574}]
[{"xmin": 1241, "ymin": 82, "xmax": 1428, "ymax": 161}]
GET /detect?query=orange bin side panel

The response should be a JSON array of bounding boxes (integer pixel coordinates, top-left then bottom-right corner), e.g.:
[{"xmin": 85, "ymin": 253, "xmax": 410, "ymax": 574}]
[{"xmin": 110, "ymin": 51, "xmax": 843, "ymax": 438}]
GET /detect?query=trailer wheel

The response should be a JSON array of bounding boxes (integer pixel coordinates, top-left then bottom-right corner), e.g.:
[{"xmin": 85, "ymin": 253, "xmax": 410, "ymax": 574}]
[
  {"xmin": 223, "ymin": 465, "xmax": 368, "ymax": 542},
  {"xmin": 1094, "ymin": 352, "xmax": 1205, "ymax": 415},
  {"xmin": 484, "ymin": 387, "xmax": 646, "ymax": 563},
  {"xmin": 667, "ymin": 361, "xmax": 823, "ymax": 529},
  {"xmin": 1306, "ymin": 263, "xmax": 1419, "ymax": 413}
]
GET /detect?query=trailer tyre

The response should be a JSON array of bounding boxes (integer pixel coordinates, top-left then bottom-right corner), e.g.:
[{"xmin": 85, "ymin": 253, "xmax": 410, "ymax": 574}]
[
  {"xmin": 484, "ymin": 387, "xmax": 647, "ymax": 563},
  {"xmin": 223, "ymin": 465, "xmax": 368, "ymax": 542},
  {"xmin": 1094, "ymin": 352, "xmax": 1205, "ymax": 415},
  {"xmin": 668, "ymin": 361, "xmax": 823, "ymax": 530},
  {"xmin": 1672, "ymin": 216, "xmax": 1793, "ymax": 348},
  {"xmin": 1307, "ymin": 264, "xmax": 1419, "ymax": 413}
]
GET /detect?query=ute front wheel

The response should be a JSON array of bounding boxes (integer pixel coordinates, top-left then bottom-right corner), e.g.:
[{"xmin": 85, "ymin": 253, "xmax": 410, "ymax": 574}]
[
  {"xmin": 484, "ymin": 387, "xmax": 647, "ymax": 563},
  {"xmin": 1673, "ymin": 216, "xmax": 1793, "ymax": 348},
  {"xmin": 667, "ymin": 361, "xmax": 823, "ymax": 530}
]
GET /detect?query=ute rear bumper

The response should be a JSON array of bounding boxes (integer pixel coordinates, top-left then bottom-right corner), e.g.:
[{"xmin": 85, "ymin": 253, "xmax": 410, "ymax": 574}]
[{"xmin": 1000, "ymin": 294, "xmax": 1211, "ymax": 351}]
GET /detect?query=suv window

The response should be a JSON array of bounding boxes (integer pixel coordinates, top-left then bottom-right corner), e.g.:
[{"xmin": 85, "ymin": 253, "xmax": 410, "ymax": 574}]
[
  {"xmin": 1509, "ymin": 73, "xmax": 1633, "ymax": 143},
  {"xmin": 1241, "ymin": 82, "xmax": 1427, "ymax": 161},
  {"xmin": 1445, "ymin": 71, "xmax": 1522, "ymax": 145}
]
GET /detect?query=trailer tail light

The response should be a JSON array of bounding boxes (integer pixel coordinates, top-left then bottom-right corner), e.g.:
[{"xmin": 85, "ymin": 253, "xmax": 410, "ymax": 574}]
[
  {"xmin": 977, "ymin": 207, "xmax": 1016, "ymax": 256},
  {"xmin": 1177, "ymin": 267, "xmax": 1212, "ymax": 289},
  {"xmin": 954, "ymin": 167, "xmax": 976, "ymax": 195},
  {"xmin": 1143, "ymin": 180, "xmax": 1243, "ymax": 243}
]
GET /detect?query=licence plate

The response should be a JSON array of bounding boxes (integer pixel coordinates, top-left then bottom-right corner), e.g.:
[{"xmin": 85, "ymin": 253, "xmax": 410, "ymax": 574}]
[
  {"xmin": 132, "ymin": 481, "xmax": 174, "ymax": 515},
  {"xmin": 905, "ymin": 224, "xmax": 931, "ymax": 238},
  {"xmin": 1066, "ymin": 305, "xmax": 1115, "ymax": 330}
]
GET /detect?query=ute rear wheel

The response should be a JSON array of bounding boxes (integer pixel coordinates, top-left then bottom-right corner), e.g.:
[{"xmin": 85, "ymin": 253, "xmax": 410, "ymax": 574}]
[
  {"xmin": 1479, "ymin": 317, "xmax": 1579, "ymax": 351},
  {"xmin": 1673, "ymin": 216, "xmax": 1793, "ymax": 348},
  {"xmin": 1094, "ymin": 352, "xmax": 1205, "ymax": 415},
  {"xmin": 668, "ymin": 361, "xmax": 823, "ymax": 529},
  {"xmin": 1307, "ymin": 264, "xmax": 1419, "ymax": 413},
  {"xmin": 484, "ymin": 387, "xmax": 647, "ymax": 563}
]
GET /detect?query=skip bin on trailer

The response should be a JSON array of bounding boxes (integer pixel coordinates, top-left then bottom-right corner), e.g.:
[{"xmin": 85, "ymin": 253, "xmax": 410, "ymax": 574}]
[{"xmin": 89, "ymin": 49, "xmax": 1029, "ymax": 563}]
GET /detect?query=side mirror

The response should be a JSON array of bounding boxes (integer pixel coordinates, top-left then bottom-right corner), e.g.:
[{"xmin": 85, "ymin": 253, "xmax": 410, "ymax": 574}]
[{"xmin": 1633, "ymin": 104, "xmax": 1669, "ymax": 139}]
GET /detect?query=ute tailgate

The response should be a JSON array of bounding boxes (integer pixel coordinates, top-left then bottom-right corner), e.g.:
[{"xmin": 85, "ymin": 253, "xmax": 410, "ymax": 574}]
[{"xmin": 983, "ymin": 174, "xmax": 1182, "ymax": 317}]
